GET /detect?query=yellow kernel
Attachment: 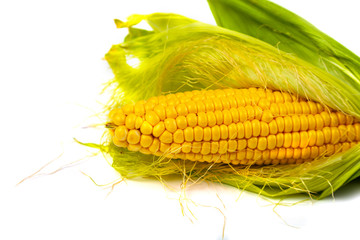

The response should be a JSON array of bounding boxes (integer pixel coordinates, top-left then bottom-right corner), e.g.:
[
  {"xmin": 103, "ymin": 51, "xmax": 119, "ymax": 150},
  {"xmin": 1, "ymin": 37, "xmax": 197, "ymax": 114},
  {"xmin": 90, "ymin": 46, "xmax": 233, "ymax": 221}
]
[
  {"xmin": 153, "ymin": 121, "xmax": 165, "ymax": 137},
  {"xmin": 284, "ymin": 102, "xmax": 294, "ymax": 115},
  {"xmin": 215, "ymin": 110, "xmax": 223, "ymax": 125},
  {"xmin": 140, "ymin": 121, "xmax": 153, "ymax": 135},
  {"xmin": 320, "ymin": 112, "xmax": 331, "ymax": 126},
  {"xmin": 308, "ymin": 130, "xmax": 317, "ymax": 146},
  {"xmin": 135, "ymin": 117, "xmax": 144, "ymax": 129},
  {"xmin": 145, "ymin": 111, "xmax": 160, "ymax": 127},
  {"xmin": 346, "ymin": 115, "xmax": 354, "ymax": 125},
  {"xmin": 238, "ymin": 107, "xmax": 247, "ymax": 122},
  {"xmin": 236, "ymin": 139, "xmax": 246, "ymax": 151},
  {"xmin": 181, "ymin": 127, "xmax": 193, "ymax": 142},
  {"xmin": 176, "ymin": 103, "xmax": 188, "ymax": 116},
  {"xmin": 223, "ymin": 109, "xmax": 232, "ymax": 125},
  {"xmin": 127, "ymin": 129, "xmax": 141, "ymax": 144},
  {"xmin": 122, "ymin": 104, "xmax": 134, "ymax": 115},
  {"xmin": 176, "ymin": 115, "xmax": 187, "ymax": 129},
  {"xmin": 277, "ymin": 148, "xmax": 286, "ymax": 160},
  {"xmin": 331, "ymin": 127, "xmax": 340, "ymax": 144},
  {"xmin": 270, "ymin": 103, "xmax": 280, "ymax": 116},
  {"xmin": 212, "ymin": 125, "xmax": 221, "ymax": 141},
  {"xmin": 201, "ymin": 142, "xmax": 211, "ymax": 155},
  {"xmin": 302, "ymin": 147, "xmax": 311, "ymax": 159},
  {"xmin": 276, "ymin": 117, "xmax": 285, "ymax": 132},
  {"xmin": 194, "ymin": 126, "xmax": 204, "ymax": 141},
  {"xmin": 237, "ymin": 123, "xmax": 245, "ymax": 139},
  {"xmin": 323, "ymin": 127, "xmax": 332, "ymax": 144},
  {"xmin": 228, "ymin": 140, "xmax": 237, "ymax": 152},
  {"xmin": 160, "ymin": 142, "xmax": 171, "ymax": 153},
  {"xmin": 293, "ymin": 148, "xmax": 302, "ymax": 159},
  {"xmin": 144, "ymin": 101, "xmax": 156, "ymax": 112},
  {"xmin": 219, "ymin": 141, "xmax": 228, "ymax": 154},
  {"xmin": 125, "ymin": 113, "xmax": 137, "ymax": 130},
  {"xmin": 252, "ymin": 119, "xmax": 261, "ymax": 137},
  {"xmin": 286, "ymin": 148, "xmax": 294, "ymax": 159},
  {"xmin": 187, "ymin": 113, "xmax": 197, "ymax": 127},
  {"xmin": 300, "ymin": 131, "xmax": 309, "ymax": 148},
  {"xmin": 211, "ymin": 142, "xmax": 219, "ymax": 154},
  {"xmin": 300, "ymin": 115, "xmax": 308, "ymax": 131},
  {"xmin": 283, "ymin": 133, "xmax": 292, "ymax": 148},
  {"xmin": 276, "ymin": 133, "xmax": 284, "ymax": 148},
  {"xmin": 308, "ymin": 115, "xmax": 316, "ymax": 130},
  {"xmin": 346, "ymin": 125, "xmax": 356, "ymax": 141},
  {"xmin": 244, "ymin": 121, "xmax": 252, "ymax": 138},
  {"xmin": 245, "ymin": 105, "xmax": 255, "ymax": 120},
  {"xmin": 292, "ymin": 115, "xmax": 301, "ymax": 132},
  {"xmin": 355, "ymin": 124, "xmax": 360, "ymax": 141},
  {"xmin": 269, "ymin": 149, "xmax": 278, "ymax": 160},
  {"xmin": 257, "ymin": 137, "xmax": 267, "ymax": 151},
  {"xmin": 291, "ymin": 132, "xmax": 300, "ymax": 148},
  {"xmin": 213, "ymin": 98, "xmax": 223, "ymax": 111},
  {"xmin": 283, "ymin": 116, "xmax": 292, "ymax": 133},
  {"xmin": 196, "ymin": 101, "xmax": 206, "ymax": 113},
  {"xmin": 221, "ymin": 98, "xmax": 230, "ymax": 110},
  {"xmin": 154, "ymin": 105, "xmax": 166, "ymax": 120},
  {"xmin": 159, "ymin": 130, "xmax": 173, "ymax": 144},
  {"xmin": 165, "ymin": 105, "xmax": 178, "ymax": 118},
  {"xmin": 261, "ymin": 110, "xmax": 273, "ymax": 123},
  {"xmin": 164, "ymin": 118, "xmax": 177, "ymax": 133},
  {"xmin": 338, "ymin": 125, "xmax": 347, "ymax": 142},
  {"xmin": 128, "ymin": 144, "xmax": 141, "ymax": 152},
  {"xmin": 258, "ymin": 98, "xmax": 270, "ymax": 110},
  {"xmin": 198, "ymin": 112, "xmax": 208, "ymax": 127},
  {"xmin": 228, "ymin": 123, "xmax": 238, "ymax": 139},
  {"xmin": 205, "ymin": 100, "xmax": 215, "ymax": 112},
  {"xmin": 269, "ymin": 120, "xmax": 278, "ymax": 135},
  {"xmin": 187, "ymin": 101, "xmax": 197, "ymax": 113},
  {"xmin": 316, "ymin": 130, "xmax": 324, "ymax": 146},
  {"xmin": 111, "ymin": 109, "xmax": 126, "ymax": 125},
  {"xmin": 140, "ymin": 135, "xmax": 153, "ymax": 148},
  {"xmin": 248, "ymin": 137, "xmax": 258, "ymax": 149},
  {"xmin": 170, "ymin": 143, "xmax": 182, "ymax": 154},
  {"xmin": 220, "ymin": 125, "xmax": 228, "ymax": 140},
  {"xmin": 278, "ymin": 103, "xmax": 287, "ymax": 116},
  {"xmin": 203, "ymin": 127, "xmax": 212, "ymax": 141},
  {"xmin": 260, "ymin": 121, "xmax": 269, "ymax": 137},
  {"xmin": 300, "ymin": 102, "xmax": 310, "ymax": 114},
  {"xmin": 267, "ymin": 135, "xmax": 276, "ymax": 150},
  {"xmin": 182, "ymin": 142, "xmax": 192, "ymax": 153},
  {"xmin": 206, "ymin": 112, "xmax": 216, "ymax": 127},
  {"xmin": 314, "ymin": 114, "xmax": 324, "ymax": 130},
  {"xmin": 134, "ymin": 102, "xmax": 145, "ymax": 116},
  {"xmin": 308, "ymin": 101, "xmax": 318, "ymax": 114},
  {"xmin": 173, "ymin": 129, "xmax": 184, "ymax": 144},
  {"xmin": 230, "ymin": 108, "xmax": 240, "ymax": 123},
  {"xmin": 330, "ymin": 112, "xmax": 339, "ymax": 127},
  {"xmin": 149, "ymin": 138, "xmax": 160, "ymax": 153},
  {"xmin": 310, "ymin": 146, "xmax": 319, "ymax": 158},
  {"xmin": 115, "ymin": 125, "xmax": 128, "ymax": 141},
  {"xmin": 293, "ymin": 102, "xmax": 302, "ymax": 114}
]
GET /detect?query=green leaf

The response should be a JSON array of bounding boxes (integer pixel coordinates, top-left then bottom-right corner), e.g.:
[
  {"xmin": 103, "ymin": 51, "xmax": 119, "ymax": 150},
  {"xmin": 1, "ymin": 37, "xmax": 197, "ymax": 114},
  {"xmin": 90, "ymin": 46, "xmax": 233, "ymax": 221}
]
[{"xmin": 207, "ymin": 0, "xmax": 360, "ymax": 89}]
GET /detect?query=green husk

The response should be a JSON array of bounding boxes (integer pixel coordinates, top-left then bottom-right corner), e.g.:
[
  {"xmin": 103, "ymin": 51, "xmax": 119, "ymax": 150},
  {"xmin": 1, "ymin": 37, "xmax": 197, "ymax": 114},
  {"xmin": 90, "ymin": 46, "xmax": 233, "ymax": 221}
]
[
  {"xmin": 207, "ymin": 0, "xmax": 360, "ymax": 91},
  {"xmin": 102, "ymin": 13, "xmax": 360, "ymax": 199}
]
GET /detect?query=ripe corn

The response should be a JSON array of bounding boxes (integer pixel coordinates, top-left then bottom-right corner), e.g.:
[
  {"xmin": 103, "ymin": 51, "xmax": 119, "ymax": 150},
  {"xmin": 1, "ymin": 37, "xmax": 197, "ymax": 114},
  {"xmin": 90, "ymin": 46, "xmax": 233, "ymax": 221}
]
[{"xmin": 108, "ymin": 88, "xmax": 360, "ymax": 165}]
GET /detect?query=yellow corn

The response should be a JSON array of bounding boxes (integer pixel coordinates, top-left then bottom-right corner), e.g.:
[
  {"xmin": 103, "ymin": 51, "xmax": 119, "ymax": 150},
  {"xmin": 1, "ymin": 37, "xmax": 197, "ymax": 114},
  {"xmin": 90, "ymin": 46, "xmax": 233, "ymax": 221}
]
[{"xmin": 109, "ymin": 88, "xmax": 360, "ymax": 165}]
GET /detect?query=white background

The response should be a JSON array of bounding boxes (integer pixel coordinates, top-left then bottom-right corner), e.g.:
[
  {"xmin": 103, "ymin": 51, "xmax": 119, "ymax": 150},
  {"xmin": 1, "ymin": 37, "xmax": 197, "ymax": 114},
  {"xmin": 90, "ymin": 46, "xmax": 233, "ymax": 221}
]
[{"xmin": 1, "ymin": 1, "xmax": 360, "ymax": 239}]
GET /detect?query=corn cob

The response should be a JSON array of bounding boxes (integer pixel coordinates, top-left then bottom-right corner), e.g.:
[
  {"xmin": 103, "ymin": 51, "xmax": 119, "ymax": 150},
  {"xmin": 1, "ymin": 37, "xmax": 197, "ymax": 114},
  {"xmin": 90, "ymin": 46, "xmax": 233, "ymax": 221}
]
[{"xmin": 108, "ymin": 88, "xmax": 360, "ymax": 165}]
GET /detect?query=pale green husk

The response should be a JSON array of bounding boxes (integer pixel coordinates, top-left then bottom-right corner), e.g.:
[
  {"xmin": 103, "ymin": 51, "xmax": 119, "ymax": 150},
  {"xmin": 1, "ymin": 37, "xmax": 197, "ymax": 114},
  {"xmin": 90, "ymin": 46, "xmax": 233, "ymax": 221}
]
[{"xmin": 102, "ymin": 13, "xmax": 360, "ymax": 199}]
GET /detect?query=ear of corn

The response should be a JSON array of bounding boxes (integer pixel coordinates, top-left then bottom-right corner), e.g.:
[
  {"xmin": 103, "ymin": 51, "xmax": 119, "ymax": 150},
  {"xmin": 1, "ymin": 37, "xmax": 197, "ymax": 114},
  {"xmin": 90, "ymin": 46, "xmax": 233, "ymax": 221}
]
[
  {"xmin": 98, "ymin": 10, "xmax": 360, "ymax": 199},
  {"xmin": 109, "ymin": 88, "xmax": 360, "ymax": 166}
]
